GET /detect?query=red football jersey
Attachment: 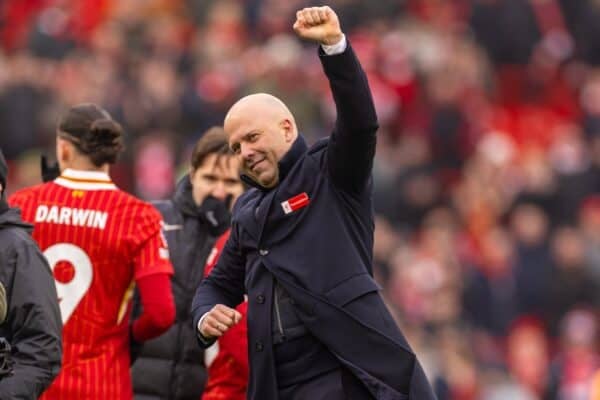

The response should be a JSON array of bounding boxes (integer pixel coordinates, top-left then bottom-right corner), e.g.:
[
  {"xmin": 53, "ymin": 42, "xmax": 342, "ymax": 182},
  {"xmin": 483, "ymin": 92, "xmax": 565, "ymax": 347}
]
[
  {"xmin": 202, "ymin": 230, "xmax": 249, "ymax": 400},
  {"xmin": 9, "ymin": 168, "xmax": 173, "ymax": 400}
]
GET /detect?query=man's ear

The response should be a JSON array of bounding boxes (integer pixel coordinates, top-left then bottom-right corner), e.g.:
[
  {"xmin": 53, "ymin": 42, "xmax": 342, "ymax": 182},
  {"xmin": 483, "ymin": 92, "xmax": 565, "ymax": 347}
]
[
  {"xmin": 57, "ymin": 138, "xmax": 70, "ymax": 164},
  {"xmin": 281, "ymin": 119, "xmax": 294, "ymax": 142}
]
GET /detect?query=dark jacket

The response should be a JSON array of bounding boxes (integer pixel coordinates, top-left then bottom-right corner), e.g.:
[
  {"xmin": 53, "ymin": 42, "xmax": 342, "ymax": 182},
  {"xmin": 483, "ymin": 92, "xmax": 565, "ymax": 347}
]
[
  {"xmin": 192, "ymin": 44, "xmax": 436, "ymax": 400},
  {"xmin": 132, "ymin": 177, "xmax": 227, "ymax": 400},
  {"xmin": 0, "ymin": 201, "xmax": 62, "ymax": 399}
]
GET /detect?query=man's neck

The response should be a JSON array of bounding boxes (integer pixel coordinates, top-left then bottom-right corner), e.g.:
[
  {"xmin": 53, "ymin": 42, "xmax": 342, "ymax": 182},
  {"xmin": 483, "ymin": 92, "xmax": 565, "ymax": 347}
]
[{"xmin": 62, "ymin": 160, "xmax": 109, "ymax": 174}]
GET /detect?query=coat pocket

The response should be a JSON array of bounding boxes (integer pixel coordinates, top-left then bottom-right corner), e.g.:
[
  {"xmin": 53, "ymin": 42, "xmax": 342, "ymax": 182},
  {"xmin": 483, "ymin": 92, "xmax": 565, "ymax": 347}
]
[{"xmin": 325, "ymin": 273, "xmax": 381, "ymax": 307}]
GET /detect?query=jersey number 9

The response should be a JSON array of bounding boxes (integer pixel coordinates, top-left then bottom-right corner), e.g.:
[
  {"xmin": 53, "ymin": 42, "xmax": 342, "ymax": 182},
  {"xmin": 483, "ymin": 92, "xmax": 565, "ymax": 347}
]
[{"xmin": 44, "ymin": 243, "xmax": 93, "ymax": 324}]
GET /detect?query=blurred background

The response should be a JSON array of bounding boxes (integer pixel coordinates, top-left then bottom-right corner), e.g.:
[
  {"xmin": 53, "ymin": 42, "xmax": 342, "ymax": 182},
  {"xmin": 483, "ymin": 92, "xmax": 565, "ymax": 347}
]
[{"xmin": 1, "ymin": 0, "xmax": 600, "ymax": 398}]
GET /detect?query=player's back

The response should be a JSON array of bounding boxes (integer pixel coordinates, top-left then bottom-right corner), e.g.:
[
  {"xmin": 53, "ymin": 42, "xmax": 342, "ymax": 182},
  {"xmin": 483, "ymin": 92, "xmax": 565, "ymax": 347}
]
[{"xmin": 10, "ymin": 169, "xmax": 168, "ymax": 400}]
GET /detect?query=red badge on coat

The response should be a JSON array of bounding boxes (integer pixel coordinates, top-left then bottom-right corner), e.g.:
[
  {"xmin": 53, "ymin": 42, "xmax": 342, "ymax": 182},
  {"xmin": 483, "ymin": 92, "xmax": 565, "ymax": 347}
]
[{"xmin": 281, "ymin": 192, "xmax": 310, "ymax": 214}]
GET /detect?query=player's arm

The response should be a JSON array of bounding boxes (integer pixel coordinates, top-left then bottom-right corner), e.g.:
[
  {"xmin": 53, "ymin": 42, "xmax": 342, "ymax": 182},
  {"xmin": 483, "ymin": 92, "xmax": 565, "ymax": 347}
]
[
  {"xmin": 192, "ymin": 225, "xmax": 245, "ymax": 347},
  {"xmin": 294, "ymin": 6, "xmax": 378, "ymax": 193},
  {"xmin": 0, "ymin": 242, "xmax": 62, "ymax": 398},
  {"xmin": 130, "ymin": 272, "xmax": 174, "ymax": 342},
  {"xmin": 129, "ymin": 210, "xmax": 175, "ymax": 345}
]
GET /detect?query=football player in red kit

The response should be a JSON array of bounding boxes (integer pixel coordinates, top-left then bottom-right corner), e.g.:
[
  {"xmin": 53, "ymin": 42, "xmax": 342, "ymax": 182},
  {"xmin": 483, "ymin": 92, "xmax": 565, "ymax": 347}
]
[{"xmin": 9, "ymin": 103, "xmax": 175, "ymax": 399}]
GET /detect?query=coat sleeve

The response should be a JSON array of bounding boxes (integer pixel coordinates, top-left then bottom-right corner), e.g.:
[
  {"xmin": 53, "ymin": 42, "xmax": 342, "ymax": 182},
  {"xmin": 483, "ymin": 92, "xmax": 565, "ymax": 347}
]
[
  {"xmin": 0, "ymin": 240, "xmax": 62, "ymax": 399},
  {"xmin": 321, "ymin": 42, "xmax": 379, "ymax": 194},
  {"xmin": 191, "ymin": 223, "xmax": 245, "ymax": 348}
]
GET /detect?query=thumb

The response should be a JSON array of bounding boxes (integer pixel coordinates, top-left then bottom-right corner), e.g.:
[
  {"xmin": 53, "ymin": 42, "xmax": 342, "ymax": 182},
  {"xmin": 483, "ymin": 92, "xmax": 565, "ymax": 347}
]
[{"xmin": 233, "ymin": 310, "xmax": 242, "ymax": 324}]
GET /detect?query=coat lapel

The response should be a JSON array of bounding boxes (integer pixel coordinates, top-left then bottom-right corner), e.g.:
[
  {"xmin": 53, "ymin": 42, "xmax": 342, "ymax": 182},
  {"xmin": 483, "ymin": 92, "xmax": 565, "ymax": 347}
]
[
  {"xmin": 254, "ymin": 190, "xmax": 276, "ymax": 245},
  {"xmin": 235, "ymin": 136, "xmax": 309, "ymax": 247},
  {"xmin": 235, "ymin": 193, "xmax": 263, "ymax": 242}
]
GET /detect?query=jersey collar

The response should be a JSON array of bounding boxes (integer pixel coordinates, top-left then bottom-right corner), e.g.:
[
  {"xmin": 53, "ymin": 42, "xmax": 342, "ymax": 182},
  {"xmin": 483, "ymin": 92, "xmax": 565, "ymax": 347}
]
[{"xmin": 54, "ymin": 168, "xmax": 117, "ymax": 191}]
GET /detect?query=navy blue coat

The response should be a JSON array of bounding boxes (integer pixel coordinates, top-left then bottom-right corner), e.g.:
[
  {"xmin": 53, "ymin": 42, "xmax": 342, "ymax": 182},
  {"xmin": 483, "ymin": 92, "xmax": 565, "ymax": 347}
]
[{"xmin": 192, "ymin": 43, "xmax": 436, "ymax": 400}]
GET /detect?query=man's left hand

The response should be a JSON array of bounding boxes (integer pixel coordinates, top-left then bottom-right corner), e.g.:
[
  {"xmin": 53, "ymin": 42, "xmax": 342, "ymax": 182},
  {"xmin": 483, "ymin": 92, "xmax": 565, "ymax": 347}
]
[{"xmin": 293, "ymin": 6, "xmax": 343, "ymax": 46}]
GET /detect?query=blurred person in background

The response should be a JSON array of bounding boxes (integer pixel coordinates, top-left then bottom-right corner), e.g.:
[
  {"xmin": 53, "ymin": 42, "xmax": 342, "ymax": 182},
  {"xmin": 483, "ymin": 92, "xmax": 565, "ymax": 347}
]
[
  {"xmin": 590, "ymin": 369, "xmax": 600, "ymax": 400},
  {"xmin": 0, "ymin": 149, "xmax": 62, "ymax": 399},
  {"xmin": 430, "ymin": 325, "xmax": 479, "ymax": 400},
  {"xmin": 505, "ymin": 317, "xmax": 550, "ymax": 398},
  {"xmin": 509, "ymin": 202, "xmax": 552, "ymax": 318},
  {"xmin": 131, "ymin": 127, "xmax": 244, "ymax": 400},
  {"xmin": 545, "ymin": 308, "xmax": 599, "ymax": 400},
  {"xmin": 9, "ymin": 104, "xmax": 176, "ymax": 400},
  {"xmin": 578, "ymin": 196, "xmax": 600, "ymax": 283},
  {"xmin": 462, "ymin": 227, "xmax": 519, "ymax": 338},
  {"xmin": 547, "ymin": 226, "xmax": 600, "ymax": 335}
]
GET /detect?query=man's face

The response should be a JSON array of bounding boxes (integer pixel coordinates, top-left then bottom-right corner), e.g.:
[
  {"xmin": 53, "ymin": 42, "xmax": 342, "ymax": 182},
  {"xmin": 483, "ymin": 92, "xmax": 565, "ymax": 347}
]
[
  {"xmin": 226, "ymin": 115, "xmax": 291, "ymax": 188},
  {"xmin": 190, "ymin": 154, "xmax": 243, "ymax": 207}
]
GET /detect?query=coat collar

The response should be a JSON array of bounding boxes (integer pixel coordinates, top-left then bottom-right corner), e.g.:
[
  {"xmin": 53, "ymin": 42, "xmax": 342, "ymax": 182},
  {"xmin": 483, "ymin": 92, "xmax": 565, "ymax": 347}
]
[
  {"xmin": 240, "ymin": 135, "xmax": 308, "ymax": 191},
  {"xmin": 172, "ymin": 175, "xmax": 201, "ymax": 217}
]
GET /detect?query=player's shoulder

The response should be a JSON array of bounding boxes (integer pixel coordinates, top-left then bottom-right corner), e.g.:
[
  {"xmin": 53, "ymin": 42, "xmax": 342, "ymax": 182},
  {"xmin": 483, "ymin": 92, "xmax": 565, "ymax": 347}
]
[
  {"xmin": 9, "ymin": 183, "xmax": 50, "ymax": 205},
  {"xmin": 111, "ymin": 190, "xmax": 163, "ymax": 222}
]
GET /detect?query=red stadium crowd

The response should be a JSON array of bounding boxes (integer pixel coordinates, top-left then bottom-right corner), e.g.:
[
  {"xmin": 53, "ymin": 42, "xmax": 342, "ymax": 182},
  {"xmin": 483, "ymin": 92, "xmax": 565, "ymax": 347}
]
[{"xmin": 1, "ymin": 0, "xmax": 600, "ymax": 399}]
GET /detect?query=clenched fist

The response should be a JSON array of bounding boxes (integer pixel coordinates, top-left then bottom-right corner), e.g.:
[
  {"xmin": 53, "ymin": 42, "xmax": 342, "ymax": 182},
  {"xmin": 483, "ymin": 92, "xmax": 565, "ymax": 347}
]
[
  {"xmin": 198, "ymin": 304, "xmax": 242, "ymax": 339},
  {"xmin": 293, "ymin": 6, "xmax": 343, "ymax": 46}
]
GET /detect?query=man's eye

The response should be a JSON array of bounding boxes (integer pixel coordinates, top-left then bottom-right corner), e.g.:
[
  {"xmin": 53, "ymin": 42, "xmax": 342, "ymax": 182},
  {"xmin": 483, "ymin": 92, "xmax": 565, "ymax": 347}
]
[
  {"xmin": 249, "ymin": 134, "xmax": 258, "ymax": 142},
  {"xmin": 203, "ymin": 175, "xmax": 217, "ymax": 182}
]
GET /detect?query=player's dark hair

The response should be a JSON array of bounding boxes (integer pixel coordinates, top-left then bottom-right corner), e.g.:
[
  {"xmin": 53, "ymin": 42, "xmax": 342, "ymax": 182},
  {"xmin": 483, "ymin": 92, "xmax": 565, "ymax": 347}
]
[
  {"xmin": 190, "ymin": 126, "xmax": 233, "ymax": 171},
  {"xmin": 58, "ymin": 103, "xmax": 125, "ymax": 167}
]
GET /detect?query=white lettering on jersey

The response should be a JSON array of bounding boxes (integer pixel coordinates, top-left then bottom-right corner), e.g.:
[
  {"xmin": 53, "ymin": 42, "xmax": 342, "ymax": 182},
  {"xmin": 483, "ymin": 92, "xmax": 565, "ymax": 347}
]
[
  {"xmin": 46, "ymin": 206, "xmax": 59, "ymax": 223},
  {"xmin": 58, "ymin": 207, "xmax": 71, "ymax": 224},
  {"xmin": 71, "ymin": 208, "xmax": 91, "ymax": 226},
  {"xmin": 92, "ymin": 211, "xmax": 108, "ymax": 229},
  {"xmin": 34, "ymin": 205, "xmax": 108, "ymax": 229},
  {"xmin": 35, "ymin": 205, "xmax": 48, "ymax": 222}
]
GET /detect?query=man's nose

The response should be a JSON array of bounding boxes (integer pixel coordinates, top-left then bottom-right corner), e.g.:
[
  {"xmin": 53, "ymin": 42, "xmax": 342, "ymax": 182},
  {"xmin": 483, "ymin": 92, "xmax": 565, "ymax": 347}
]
[
  {"xmin": 212, "ymin": 181, "xmax": 227, "ymax": 201},
  {"xmin": 240, "ymin": 143, "xmax": 255, "ymax": 160}
]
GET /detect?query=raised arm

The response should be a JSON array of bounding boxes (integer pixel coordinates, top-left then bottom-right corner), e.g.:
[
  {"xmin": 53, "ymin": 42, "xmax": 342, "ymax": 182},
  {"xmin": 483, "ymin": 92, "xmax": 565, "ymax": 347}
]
[{"xmin": 294, "ymin": 6, "xmax": 379, "ymax": 193}]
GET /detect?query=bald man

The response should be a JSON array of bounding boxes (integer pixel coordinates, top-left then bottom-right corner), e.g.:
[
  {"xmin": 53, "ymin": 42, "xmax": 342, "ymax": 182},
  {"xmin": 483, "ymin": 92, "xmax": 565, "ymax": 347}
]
[{"xmin": 192, "ymin": 6, "xmax": 435, "ymax": 400}]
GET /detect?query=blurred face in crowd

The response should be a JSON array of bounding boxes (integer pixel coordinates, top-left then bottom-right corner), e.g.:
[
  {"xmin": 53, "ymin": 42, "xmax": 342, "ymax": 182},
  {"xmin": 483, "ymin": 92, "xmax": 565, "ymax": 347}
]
[
  {"xmin": 507, "ymin": 321, "xmax": 549, "ymax": 391},
  {"xmin": 190, "ymin": 153, "xmax": 243, "ymax": 208},
  {"xmin": 224, "ymin": 93, "xmax": 297, "ymax": 188}
]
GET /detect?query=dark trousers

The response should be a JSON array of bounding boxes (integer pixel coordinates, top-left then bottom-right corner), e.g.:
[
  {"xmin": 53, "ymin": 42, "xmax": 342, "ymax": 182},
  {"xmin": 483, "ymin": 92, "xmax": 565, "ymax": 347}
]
[{"xmin": 278, "ymin": 367, "xmax": 373, "ymax": 400}]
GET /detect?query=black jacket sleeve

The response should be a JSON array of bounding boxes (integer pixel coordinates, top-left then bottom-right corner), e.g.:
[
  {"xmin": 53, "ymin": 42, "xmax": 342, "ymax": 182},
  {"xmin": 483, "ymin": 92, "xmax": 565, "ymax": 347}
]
[
  {"xmin": 321, "ymin": 42, "xmax": 379, "ymax": 194},
  {"xmin": 191, "ymin": 224, "xmax": 245, "ymax": 348},
  {"xmin": 0, "ymin": 236, "xmax": 62, "ymax": 399}
]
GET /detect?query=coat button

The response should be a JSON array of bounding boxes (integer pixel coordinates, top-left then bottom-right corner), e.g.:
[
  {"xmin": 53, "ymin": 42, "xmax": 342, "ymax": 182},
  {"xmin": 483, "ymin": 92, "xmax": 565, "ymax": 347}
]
[
  {"xmin": 255, "ymin": 341, "xmax": 264, "ymax": 352},
  {"xmin": 259, "ymin": 249, "xmax": 269, "ymax": 256},
  {"xmin": 257, "ymin": 294, "xmax": 265, "ymax": 304}
]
